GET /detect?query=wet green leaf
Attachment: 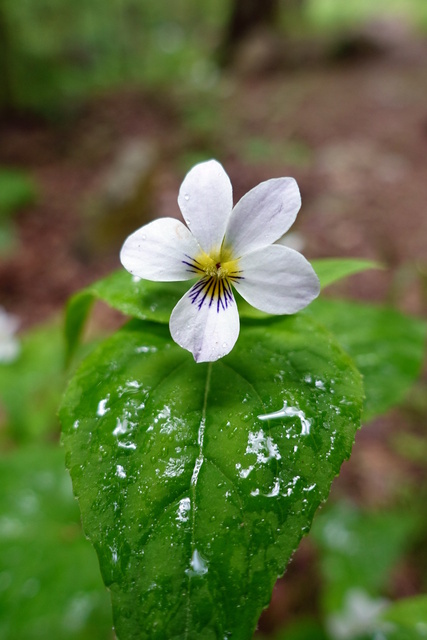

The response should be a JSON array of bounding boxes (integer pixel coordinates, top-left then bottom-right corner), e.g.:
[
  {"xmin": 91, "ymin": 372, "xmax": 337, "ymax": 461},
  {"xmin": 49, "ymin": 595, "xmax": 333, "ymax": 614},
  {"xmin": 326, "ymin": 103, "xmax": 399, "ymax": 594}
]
[
  {"xmin": 0, "ymin": 446, "xmax": 112, "ymax": 640},
  {"xmin": 64, "ymin": 272, "xmax": 188, "ymax": 363},
  {"xmin": 307, "ymin": 299, "xmax": 427, "ymax": 420},
  {"xmin": 60, "ymin": 315, "xmax": 363, "ymax": 640}
]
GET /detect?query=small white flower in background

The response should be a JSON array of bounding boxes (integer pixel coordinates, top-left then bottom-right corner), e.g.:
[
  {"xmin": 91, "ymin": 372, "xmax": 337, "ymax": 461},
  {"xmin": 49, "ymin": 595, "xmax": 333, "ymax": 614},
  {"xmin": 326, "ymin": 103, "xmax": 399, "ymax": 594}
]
[
  {"xmin": 0, "ymin": 306, "xmax": 20, "ymax": 363},
  {"xmin": 327, "ymin": 588, "xmax": 389, "ymax": 640},
  {"xmin": 120, "ymin": 159, "xmax": 320, "ymax": 363}
]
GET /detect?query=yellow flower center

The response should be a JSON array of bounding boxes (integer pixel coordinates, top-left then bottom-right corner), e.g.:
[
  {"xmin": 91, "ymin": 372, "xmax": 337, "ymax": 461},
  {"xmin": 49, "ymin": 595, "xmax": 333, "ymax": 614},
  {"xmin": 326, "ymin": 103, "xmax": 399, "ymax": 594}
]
[
  {"xmin": 195, "ymin": 250, "xmax": 240, "ymax": 281},
  {"xmin": 183, "ymin": 247, "xmax": 244, "ymax": 311}
]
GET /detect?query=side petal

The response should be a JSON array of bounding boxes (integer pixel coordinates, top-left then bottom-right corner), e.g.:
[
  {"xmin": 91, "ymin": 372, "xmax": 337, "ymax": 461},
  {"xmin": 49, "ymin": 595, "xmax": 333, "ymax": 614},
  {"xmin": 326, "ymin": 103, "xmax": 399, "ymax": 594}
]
[
  {"xmin": 169, "ymin": 279, "xmax": 240, "ymax": 363},
  {"xmin": 233, "ymin": 245, "xmax": 320, "ymax": 314},
  {"xmin": 224, "ymin": 177, "xmax": 301, "ymax": 258},
  {"xmin": 178, "ymin": 160, "xmax": 233, "ymax": 255},
  {"xmin": 120, "ymin": 218, "xmax": 201, "ymax": 281}
]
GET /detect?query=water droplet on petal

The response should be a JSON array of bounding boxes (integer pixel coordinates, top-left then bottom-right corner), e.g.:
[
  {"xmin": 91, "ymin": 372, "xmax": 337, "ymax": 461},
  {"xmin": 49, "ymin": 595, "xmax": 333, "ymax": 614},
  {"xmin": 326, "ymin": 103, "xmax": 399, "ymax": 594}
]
[{"xmin": 184, "ymin": 193, "xmax": 190, "ymax": 201}]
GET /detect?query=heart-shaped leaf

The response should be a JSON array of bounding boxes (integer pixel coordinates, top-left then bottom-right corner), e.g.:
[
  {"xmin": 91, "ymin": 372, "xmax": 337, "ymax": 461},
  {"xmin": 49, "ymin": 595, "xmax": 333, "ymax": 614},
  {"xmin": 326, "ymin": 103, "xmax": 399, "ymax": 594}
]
[{"xmin": 60, "ymin": 314, "xmax": 363, "ymax": 640}]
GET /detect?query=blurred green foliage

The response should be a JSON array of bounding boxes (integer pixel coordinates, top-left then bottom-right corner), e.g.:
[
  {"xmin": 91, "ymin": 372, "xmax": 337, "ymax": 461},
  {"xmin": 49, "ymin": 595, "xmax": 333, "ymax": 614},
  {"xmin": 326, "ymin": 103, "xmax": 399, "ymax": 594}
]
[
  {"xmin": 0, "ymin": 323, "xmax": 66, "ymax": 444},
  {"xmin": 0, "ymin": 446, "xmax": 112, "ymax": 640},
  {"xmin": 0, "ymin": 320, "xmax": 99, "ymax": 445},
  {"xmin": 311, "ymin": 502, "xmax": 421, "ymax": 612},
  {"xmin": 0, "ymin": 169, "xmax": 36, "ymax": 217},
  {"xmin": 0, "ymin": 0, "xmax": 227, "ymax": 112},
  {"xmin": 1, "ymin": 0, "xmax": 426, "ymax": 113},
  {"xmin": 242, "ymin": 137, "xmax": 313, "ymax": 168},
  {"xmin": 383, "ymin": 595, "xmax": 427, "ymax": 640},
  {"xmin": 306, "ymin": 0, "xmax": 427, "ymax": 31},
  {"xmin": 257, "ymin": 503, "xmax": 426, "ymax": 640},
  {"xmin": 0, "ymin": 168, "xmax": 37, "ymax": 254}
]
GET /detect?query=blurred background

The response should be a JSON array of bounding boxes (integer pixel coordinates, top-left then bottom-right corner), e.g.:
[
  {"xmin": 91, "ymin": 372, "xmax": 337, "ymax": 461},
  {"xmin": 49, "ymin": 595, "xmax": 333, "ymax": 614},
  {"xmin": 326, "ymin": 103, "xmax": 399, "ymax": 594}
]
[{"xmin": 0, "ymin": 0, "xmax": 427, "ymax": 638}]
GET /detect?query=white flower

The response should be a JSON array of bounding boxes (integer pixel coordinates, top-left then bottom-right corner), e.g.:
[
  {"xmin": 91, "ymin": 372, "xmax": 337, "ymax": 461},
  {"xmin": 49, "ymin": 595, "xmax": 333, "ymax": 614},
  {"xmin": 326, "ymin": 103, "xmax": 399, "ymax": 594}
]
[
  {"xmin": 120, "ymin": 159, "xmax": 320, "ymax": 363},
  {"xmin": 327, "ymin": 589, "xmax": 389, "ymax": 640},
  {"xmin": 0, "ymin": 306, "xmax": 20, "ymax": 363}
]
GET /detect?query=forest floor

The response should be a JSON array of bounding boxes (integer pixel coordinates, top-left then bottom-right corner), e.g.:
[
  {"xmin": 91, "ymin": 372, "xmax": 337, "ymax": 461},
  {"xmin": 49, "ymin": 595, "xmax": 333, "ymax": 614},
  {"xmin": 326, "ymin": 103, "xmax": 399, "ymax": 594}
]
[
  {"xmin": 2, "ymin": 41, "xmax": 427, "ymax": 326},
  {"xmin": 1, "ymin": 36, "xmax": 427, "ymax": 634}
]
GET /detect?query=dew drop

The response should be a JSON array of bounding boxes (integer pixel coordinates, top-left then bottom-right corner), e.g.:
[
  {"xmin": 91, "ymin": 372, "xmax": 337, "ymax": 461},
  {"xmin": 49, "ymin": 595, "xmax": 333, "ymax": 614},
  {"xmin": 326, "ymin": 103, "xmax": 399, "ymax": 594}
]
[
  {"xmin": 187, "ymin": 549, "xmax": 208, "ymax": 576},
  {"xmin": 116, "ymin": 464, "xmax": 126, "ymax": 479},
  {"xmin": 184, "ymin": 193, "xmax": 190, "ymax": 201}
]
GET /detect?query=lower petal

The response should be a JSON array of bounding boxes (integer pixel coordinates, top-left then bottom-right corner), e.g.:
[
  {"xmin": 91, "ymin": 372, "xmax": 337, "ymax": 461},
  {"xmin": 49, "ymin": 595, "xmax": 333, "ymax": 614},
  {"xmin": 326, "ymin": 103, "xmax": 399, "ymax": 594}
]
[
  {"xmin": 233, "ymin": 245, "xmax": 320, "ymax": 314},
  {"xmin": 169, "ymin": 278, "xmax": 240, "ymax": 363}
]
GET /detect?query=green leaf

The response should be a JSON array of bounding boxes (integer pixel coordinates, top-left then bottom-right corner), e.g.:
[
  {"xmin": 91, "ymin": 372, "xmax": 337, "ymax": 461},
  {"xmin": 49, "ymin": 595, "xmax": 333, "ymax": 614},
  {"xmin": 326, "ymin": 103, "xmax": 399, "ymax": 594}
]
[
  {"xmin": 64, "ymin": 271, "xmax": 189, "ymax": 363},
  {"xmin": 0, "ymin": 320, "xmax": 102, "ymax": 445},
  {"xmin": 307, "ymin": 299, "xmax": 427, "ymax": 421},
  {"xmin": 0, "ymin": 168, "xmax": 37, "ymax": 218},
  {"xmin": 382, "ymin": 595, "xmax": 427, "ymax": 640},
  {"xmin": 0, "ymin": 323, "xmax": 65, "ymax": 443},
  {"xmin": 0, "ymin": 446, "xmax": 112, "ymax": 640},
  {"xmin": 65, "ymin": 292, "xmax": 96, "ymax": 367},
  {"xmin": 60, "ymin": 314, "xmax": 363, "ymax": 640},
  {"xmin": 64, "ymin": 258, "xmax": 378, "ymax": 361},
  {"xmin": 310, "ymin": 258, "xmax": 382, "ymax": 289},
  {"xmin": 0, "ymin": 218, "xmax": 18, "ymax": 256},
  {"xmin": 311, "ymin": 502, "xmax": 419, "ymax": 613}
]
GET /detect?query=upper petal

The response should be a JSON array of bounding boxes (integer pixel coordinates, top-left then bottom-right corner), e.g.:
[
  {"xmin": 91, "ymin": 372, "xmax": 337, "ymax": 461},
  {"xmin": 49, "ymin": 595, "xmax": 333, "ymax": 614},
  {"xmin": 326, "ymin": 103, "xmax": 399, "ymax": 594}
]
[
  {"xmin": 169, "ymin": 278, "xmax": 240, "ymax": 362},
  {"xmin": 233, "ymin": 244, "xmax": 320, "ymax": 314},
  {"xmin": 120, "ymin": 217, "xmax": 201, "ymax": 281},
  {"xmin": 223, "ymin": 177, "xmax": 301, "ymax": 258},
  {"xmin": 178, "ymin": 160, "xmax": 233, "ymax": 255}
]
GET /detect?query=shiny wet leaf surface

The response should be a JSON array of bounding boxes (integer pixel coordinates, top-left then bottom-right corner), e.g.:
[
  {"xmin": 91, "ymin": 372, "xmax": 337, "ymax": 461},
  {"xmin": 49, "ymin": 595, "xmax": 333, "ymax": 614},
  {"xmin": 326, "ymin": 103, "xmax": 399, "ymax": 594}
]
[{"xmin": 60, "ymin": 314, "xmax": 363, "ymax": 640}]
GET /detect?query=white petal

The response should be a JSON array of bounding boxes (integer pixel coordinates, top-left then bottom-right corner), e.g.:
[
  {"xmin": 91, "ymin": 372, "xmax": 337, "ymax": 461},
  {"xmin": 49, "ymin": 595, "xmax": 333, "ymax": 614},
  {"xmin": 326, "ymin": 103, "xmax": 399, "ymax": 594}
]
[
  {"xmin": 170, "ymin": 278, "xmax": 240, "ymax": 362},
  {"xmin": 178, "ymin": 160, "xmax": 233, "ymax": 255},
  {"xmin": 120, "ymin": 218, "xmax": 201, "ymax": 281},
  {"xmin": 233, "ymin": 245, "xmax": 320, "ymax": 314},
  {"xmin": 224, "ymin": 177, "xmax": 301, "ymax": 258}
]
